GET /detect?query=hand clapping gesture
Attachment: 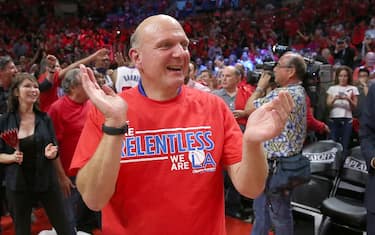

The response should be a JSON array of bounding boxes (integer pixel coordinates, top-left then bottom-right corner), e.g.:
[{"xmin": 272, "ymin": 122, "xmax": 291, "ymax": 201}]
[
  {"xmin": 79, "ymin": 64, "xmax": 128, "ymax": 126},
  {"xmin": 46, "ymin": 55, "xmax": 59, "ymax": 73},
  {"xmin": 45, "ymin": 143, "xmax": 58, "ymax": 159},
  {"xmin": 244, "ymin": 91, "xmax": 294, "ymax": 143}
]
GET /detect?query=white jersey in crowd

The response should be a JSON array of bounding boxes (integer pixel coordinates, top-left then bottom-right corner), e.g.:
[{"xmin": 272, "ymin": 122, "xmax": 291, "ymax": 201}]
[{"xmin": 115, "ymin": 66, "xmax": 141, "ymax": 93}]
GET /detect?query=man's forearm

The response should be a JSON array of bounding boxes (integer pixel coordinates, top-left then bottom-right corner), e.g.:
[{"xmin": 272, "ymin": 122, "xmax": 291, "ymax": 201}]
[
  {"xmin": 77, "ymin": 134, "xmax": 123, "ymax": 211},
  {"xmin": 240, "ymin": 140, "xmax": 268, "ymax": 198},
  {"xmin": 244, "ymin": 88, "xmax": 265, "ymax": 116},
  {"xmin": 228, "ymin": 140, "xmax": 268, "ymax": 199}
]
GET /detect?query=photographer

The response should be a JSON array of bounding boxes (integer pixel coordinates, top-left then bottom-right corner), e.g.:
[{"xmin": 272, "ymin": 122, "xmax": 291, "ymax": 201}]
[{"xmin": 244, "ymin": 52, "xmax": 307, "ymax": 235}]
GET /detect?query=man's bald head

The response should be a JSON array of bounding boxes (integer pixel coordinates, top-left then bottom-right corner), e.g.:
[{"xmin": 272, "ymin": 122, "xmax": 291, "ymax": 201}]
[{"xmin": 130, "ymin": 14, "xmax": 184, "ymax": 49}]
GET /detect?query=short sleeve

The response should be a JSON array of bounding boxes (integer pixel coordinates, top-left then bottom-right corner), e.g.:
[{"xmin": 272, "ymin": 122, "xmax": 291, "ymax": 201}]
[{"xmin": 69, "ymin": 105, "xmax": 104, "ymax": 175}]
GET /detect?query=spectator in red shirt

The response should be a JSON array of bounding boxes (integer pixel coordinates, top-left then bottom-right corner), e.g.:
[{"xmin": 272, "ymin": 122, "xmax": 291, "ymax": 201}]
[{"xmin": 48, "ymin": 68, "xmax": 100, "ymax": 233}]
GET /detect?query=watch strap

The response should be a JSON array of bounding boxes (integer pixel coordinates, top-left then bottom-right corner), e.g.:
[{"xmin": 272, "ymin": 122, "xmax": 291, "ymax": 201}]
[{"xmin": 102, "ymin": 124, "xmax": 128, "ymax": 135}]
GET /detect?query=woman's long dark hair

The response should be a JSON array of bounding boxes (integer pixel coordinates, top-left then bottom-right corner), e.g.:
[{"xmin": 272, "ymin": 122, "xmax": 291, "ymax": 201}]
[
  {"xmin": 334, "ymin": 65, "xmax": 353, "ymax": 85},
  {"xmin": 7, "ymin": 72, "xmax": 40, "ymax": 113}
]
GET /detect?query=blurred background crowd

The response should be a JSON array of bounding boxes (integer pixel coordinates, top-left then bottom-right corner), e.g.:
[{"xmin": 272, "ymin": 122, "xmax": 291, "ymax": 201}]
[
  {"xmin": 1, "ymin": 0, "xmax": 375, "ymax": 234},
  {"xmin": 1, "ymin": 0, "xmax": 374, "ymax": 73}
]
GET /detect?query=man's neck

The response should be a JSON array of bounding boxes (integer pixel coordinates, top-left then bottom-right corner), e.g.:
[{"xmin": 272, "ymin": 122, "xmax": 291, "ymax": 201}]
[
  {"xmin": 285, "ymin": 78, "xmax": 301, "ymax": 87},
  {"xmin": 139, "ymin": 81, "xmax": 181, "ymax": 101},
  {"xmin": 68, "ymin": 93, "xmax": 87, "ymax": 104},
  {"xmin": 225, "ymin": 87, "xmax": 237, "ymax": 97}
]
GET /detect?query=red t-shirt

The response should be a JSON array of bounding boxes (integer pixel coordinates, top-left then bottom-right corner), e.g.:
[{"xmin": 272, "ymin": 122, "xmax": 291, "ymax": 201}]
[
  {"xmin": 48, "ymin": 96, "xmax": 91, "ymax": 176},
  {"xmin": 38, "ymin": 71, "xmax": 61, "ymax": 112},
  {"xmin": 70, "ymin": 86, "xmax": 242, "ymax": 235},
  {"xmin": 236, "ymin": 82, "xmax": 255, "ymax": 126},
  {"xmin": 306, "ymin": 95, "xmax": 326, "ymax": 134}
]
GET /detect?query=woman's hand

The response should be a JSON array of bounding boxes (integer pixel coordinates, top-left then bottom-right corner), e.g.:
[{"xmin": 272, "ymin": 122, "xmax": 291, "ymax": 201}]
[
  {"xmin": 13, "ymin": 150, "xmax": 23, "ymax": 165},
  {"xmin": 57, "ymin": 174, "xmax": 75, "ymax": 197},
  {"xmin": 45, "ymin": 143, "xmax": 58, "ymax": 159}
]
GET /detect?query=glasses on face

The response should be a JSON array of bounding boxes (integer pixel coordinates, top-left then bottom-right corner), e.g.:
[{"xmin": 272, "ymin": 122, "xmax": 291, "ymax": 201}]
[{"xmin": 275, "ymin": 62, "xmax": 293, "ymax": 69}]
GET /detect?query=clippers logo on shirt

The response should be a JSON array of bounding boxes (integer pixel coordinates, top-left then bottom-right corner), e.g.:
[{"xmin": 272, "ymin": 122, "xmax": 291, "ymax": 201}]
[{"xmin": 120, "ymin": 123, "xmax": 217, "ymax": 174}]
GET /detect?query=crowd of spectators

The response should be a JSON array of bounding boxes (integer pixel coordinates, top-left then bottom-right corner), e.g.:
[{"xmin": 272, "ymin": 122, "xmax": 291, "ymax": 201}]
[
  {"xmin": 0, "ymin": 0, "xmax": 374, "ymax": 73},
  {"xmin": 1, "ymin": 0, "xmax": 375, "ymax": 153},
  {"xmin": 1, "ymin": 0, "xmax": 375, "ymax": 234}
]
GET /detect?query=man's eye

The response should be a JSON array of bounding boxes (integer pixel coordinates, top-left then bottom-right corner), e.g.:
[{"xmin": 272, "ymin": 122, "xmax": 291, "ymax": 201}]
[
  {"xmin": 160, "ymin": 43, "xmax": 172, "ymax": 49},
  {"xmin": 181, "ymin": 44, "xmax": 189, "ymax": 50}
]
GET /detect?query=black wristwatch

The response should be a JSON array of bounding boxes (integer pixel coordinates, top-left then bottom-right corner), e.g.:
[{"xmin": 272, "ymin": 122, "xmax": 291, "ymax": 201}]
[{"xmin": 102, "ymin": 124, "xmax": 128, "ymax": 135}]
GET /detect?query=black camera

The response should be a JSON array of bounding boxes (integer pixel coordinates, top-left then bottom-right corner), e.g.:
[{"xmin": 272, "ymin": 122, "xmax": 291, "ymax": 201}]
[
  {"xmin": 248, "ymin": 61, "xmax": 276, "ymax": 84},
  {"xmin": 248, "ymin": 44, "xmax": 292, "ymax": 84}
]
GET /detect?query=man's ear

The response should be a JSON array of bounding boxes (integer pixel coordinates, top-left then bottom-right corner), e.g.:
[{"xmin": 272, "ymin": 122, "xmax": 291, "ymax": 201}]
[
  {"xmin": 129, "ymin": 48, "xmax": 141, "ymax": 68},
  {"xmin": 288, "ymin": 67, "xmax": 296, "ymax": 79}
]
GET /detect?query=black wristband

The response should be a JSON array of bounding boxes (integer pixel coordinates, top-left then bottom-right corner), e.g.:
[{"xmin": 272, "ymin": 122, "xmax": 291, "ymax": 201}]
[{"xmin": 102, "ymin": 124, "xmax": 128, "ymax": 135}]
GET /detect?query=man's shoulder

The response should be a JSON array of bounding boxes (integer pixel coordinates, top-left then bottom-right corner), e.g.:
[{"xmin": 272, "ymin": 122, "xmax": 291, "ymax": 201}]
[
  {"xmin": 117, "ymin": 66, "xmax": 140, "ymax": 74},
  {"xmin": 119, "ymin": 86, "xmax": 138, "ymax": 96},
  {"xmin": 184, "ymin": 86, "xmax": 226, "ymax": 106},
  {"xmin": 186, "ymin": 86, "xmax": 218, "ymax": 96},
  {"xmin": 211, "ymin": 88, "xmax": 225, "ymax": 96},
  {"xmin": 48, "ymin": 96, "xmax": 66, "ymax": 111},
  {"xmin": 279, "ymin": 84, "xmax": 305, "ymax": 95},
  {"xmin": 191, "ymin": 81, "xmax": 211, "ymax": 92}
]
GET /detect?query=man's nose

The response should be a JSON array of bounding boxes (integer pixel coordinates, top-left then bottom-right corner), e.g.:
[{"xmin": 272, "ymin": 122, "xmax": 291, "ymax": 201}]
[{"xmin": 172, "ymin": 44, "xmax": 185, "ymax": 57}]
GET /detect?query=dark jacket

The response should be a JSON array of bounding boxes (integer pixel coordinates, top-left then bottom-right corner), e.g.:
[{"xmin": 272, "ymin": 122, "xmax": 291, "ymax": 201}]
[
  {"xmin": 360, "ymin": 83, "xmax": 375, "ymax": 212},
  {"xmin": 0, "ymin": 87, "xmax": 8, "ymax": 115},
  {"xmin": 333, "ymin": 47, "xmax": 355, "ymax": 68},
  {"xmin": 0, "ymin": 111, "xmax": 59, "ymax": 192}
]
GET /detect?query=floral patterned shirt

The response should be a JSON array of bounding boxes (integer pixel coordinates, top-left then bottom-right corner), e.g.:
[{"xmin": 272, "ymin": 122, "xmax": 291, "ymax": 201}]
[{"xmin": 254, "ymin": 84, "xmax": 306, "ymax": 158}]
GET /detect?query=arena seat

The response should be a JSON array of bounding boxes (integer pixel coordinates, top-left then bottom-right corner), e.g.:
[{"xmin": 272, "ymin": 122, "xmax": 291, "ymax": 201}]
[
  {"xmin": 291, "ymin": 140, "xmax": 344, "ymax": 235},
  {"xmin": 318, "ymin": 146, "xmax": 367, "ymax": 235}
]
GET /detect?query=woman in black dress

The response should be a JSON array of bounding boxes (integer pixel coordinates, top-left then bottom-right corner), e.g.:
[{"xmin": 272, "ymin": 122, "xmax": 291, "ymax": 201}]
[{"xmin": 0, "ymin": 73, "xmax": 75, "ymax": 235}]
